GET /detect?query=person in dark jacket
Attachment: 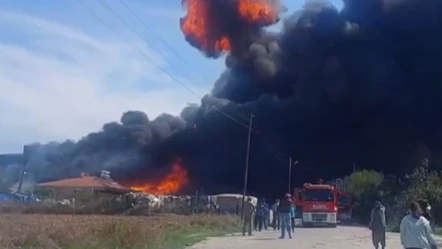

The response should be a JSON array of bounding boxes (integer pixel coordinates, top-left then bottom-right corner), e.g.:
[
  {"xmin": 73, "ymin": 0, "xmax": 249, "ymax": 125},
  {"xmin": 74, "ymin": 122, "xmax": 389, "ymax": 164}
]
[
  {"xmin": 242, "ymin": 197, "xmax": 255, "ymax": 236},
  {"xmin": 271, "ymin": 199, "xmax": 280, "ymax": 230},
  {"xmin": 254, "ymin": 199, "xmax": 268, "ymax": 231},
  {"xmin": 277, "ymin": 193, "xmax": 293, "ymax": 239},
  {"xmin": 262, "ymin": 198, "xmax": 269, "ymax": 230},
  {"xmin": 369, "ymin": 200, "xmax": 386, "ymax": 249}
]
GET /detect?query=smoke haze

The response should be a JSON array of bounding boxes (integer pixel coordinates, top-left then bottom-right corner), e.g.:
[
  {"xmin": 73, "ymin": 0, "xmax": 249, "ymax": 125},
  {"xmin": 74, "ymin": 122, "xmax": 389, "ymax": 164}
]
[{"xmin": 2, "ymin": 0, "xmax": 442, "ymax": 197}]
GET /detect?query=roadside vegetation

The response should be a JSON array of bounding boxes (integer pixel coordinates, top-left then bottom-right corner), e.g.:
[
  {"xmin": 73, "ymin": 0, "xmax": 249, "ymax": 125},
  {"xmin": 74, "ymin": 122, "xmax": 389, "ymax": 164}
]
[
  {"xmin": 0, "ymin": 213, "xmax": 240, "ymax": 249},
  {"xmin": 345, "ymin": 160, "xmax": 442, "ymax": 233}
]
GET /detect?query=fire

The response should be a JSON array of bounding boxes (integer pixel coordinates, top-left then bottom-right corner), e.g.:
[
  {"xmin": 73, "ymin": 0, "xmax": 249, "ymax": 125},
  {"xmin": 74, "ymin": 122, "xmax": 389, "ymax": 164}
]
[
  {"xmin": 238, "ymin": 0, "xmax": 280, "ymax": 25},
  {"xmin": 180, "ymin": 0, "xmax": 280, "ymax": 56},
  {"xmin": 180, "ymin": 0, "xmax": 232, "ymax": 55},
  {"xmin": 130, "ymin": 159, "xmax": 189, "ymax": 195}
]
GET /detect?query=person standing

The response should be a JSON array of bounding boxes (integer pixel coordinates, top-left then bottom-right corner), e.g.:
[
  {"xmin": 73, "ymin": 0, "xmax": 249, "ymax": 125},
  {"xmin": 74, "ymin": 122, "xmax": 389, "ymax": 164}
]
[
  {"xmin": 255, "ymin": 199, "xmax": 267, "ymax": 231},
  {"xmin": 400, "ymin": 201, "xmax": 438, "ymax": 249},
  {"xmin": 242, "ymin": 197, "xmax": 255, "ymax": 236},
  {"xmin": 290, "ymin": 203, "xmax": 296, "ymax": 233},
  {"xmin": 278, "ymin": 193, "xmax": 293, "ymax": 239},
  {"xmin": 262, "ymin": 198, "xmax": 269, "ymax": 230},
  {"xmin": 271, "ymin": 199, "xmax": 280, "ymax": 230},
  {"xmin": 369, "ymin": 200, "xmax": 387, "ymax": 249},
  {"xmin": 418, "ymin": 199, "xmax": 434, "ymax": 230}
]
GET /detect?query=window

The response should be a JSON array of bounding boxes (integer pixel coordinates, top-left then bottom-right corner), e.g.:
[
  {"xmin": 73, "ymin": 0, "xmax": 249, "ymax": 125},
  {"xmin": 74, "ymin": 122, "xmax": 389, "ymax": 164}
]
[{"xmin": 304, "ymin": 189, "xmax": 334, "ymax": 202}]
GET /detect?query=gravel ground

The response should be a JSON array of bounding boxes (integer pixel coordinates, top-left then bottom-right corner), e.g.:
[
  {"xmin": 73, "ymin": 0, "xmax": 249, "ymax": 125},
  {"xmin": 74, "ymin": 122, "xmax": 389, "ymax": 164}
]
[{"xmin": 190, "ymin": 226, "xmax": 442, "ymax": 249}]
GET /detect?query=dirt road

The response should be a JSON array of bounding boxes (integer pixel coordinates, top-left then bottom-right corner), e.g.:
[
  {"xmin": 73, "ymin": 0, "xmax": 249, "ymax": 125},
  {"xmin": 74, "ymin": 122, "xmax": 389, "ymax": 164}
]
[{"xmin": 190, "ymin": 226, "xmax": 441, "ymax": 249}]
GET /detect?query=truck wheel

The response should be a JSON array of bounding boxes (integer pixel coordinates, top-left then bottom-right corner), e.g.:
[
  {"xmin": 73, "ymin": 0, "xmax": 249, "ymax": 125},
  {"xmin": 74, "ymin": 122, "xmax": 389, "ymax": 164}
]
[{"xmin": 302, "ymin": 221, "xmax": 311, "ymax": 227}]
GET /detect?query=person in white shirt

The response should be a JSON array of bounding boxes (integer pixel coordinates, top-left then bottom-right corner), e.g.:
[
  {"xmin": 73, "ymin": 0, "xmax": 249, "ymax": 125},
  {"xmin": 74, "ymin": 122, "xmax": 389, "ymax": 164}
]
[{"xmin": 400, "ymin": 201, "xmax": 438, "ymax": 249}]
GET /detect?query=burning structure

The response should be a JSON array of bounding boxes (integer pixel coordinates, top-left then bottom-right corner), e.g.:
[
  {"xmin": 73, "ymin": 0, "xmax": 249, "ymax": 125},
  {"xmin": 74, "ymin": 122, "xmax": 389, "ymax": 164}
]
[{"xmin": 3, "ymin": 0, "xmax": 442, "ymax": 197}]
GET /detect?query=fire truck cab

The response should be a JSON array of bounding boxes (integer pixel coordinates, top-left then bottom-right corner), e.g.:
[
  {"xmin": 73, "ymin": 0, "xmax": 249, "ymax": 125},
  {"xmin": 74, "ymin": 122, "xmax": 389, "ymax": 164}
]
[
  {"xmin": 295, "ymin": 183, "xmax": 338, "ymax": 227},
  {"xmin": 337, "ymin": 191, "xmax": 353, "ymax": 222}
]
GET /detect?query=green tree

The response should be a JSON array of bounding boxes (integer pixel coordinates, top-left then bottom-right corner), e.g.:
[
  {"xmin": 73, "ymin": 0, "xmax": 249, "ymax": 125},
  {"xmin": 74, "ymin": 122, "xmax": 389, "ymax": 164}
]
[
  {"xmin": 405, "ymin": 165, "xmax": 442, "ymax": 224},
  {"xmin": 347, "ymin": 170, "xmax": 384, "ymax": 198},
  {"xmin": 346, "ymin": 170, "xmax": 384, "ymax": 223}
]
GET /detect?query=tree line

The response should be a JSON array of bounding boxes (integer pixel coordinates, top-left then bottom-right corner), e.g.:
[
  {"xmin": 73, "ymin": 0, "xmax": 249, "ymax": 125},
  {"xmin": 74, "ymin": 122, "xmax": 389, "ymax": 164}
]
[{"xmin": 345, "ymin": 159, "xmax": 442, "ymax": 231}]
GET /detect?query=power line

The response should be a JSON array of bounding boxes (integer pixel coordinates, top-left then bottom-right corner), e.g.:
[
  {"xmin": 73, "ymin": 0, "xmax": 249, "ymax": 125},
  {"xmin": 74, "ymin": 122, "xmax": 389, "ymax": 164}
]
[
  {"xmin": 241, "ymin": 113, "xmax": 253, "ymax": 220},
  {"xmin": 97, "ymin": 0, "xmax": 204, "ymax": 90},
  {"xmin": 78, "ymin": 0, "xmax": 291, "ymax": 163},
  {"xmin": 117, "ymin": 0, "xmax": 207, "ymax": 87},
  {"xmin": 257, "ymin": 134, "xmax": 287, "ymax": 165},
  {"xmin": 253, "ymin": 126, "xmax": 290, "ymax": 161},
  {"xmin": 108, "ymin": 0, "xmax": 259, "ymax": 129},
  {"xmin": 98, "ymin": 0, "xmax": 259, "ymax": 131},
  {"xmin": 99, "ymin": 0, "xmax": 256, "ymax": 131},
  {"xmin": 74, "ymin": 0, "xmax": 249, "ymax": 129}
]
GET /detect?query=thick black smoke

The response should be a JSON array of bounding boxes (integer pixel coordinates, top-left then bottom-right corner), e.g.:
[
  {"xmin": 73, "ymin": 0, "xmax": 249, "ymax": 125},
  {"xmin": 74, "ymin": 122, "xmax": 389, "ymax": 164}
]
[
  {"xmin": 173, "ymin": 0, "xmax": 442, "ymax": 197},
  {"xmin": 5, "ymin": 0, "xmax": 442, "ymax": 198},
  {"xmin": 0, "ymin": 111, "xmax": 186, "ymax": 188}
]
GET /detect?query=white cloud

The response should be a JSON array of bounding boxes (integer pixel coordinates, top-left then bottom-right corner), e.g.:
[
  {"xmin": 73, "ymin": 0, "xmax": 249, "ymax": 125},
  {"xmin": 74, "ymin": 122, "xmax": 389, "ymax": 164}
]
[{"xmin": 0, "ymin": 10, "xmax": 201, "ymax": 153}]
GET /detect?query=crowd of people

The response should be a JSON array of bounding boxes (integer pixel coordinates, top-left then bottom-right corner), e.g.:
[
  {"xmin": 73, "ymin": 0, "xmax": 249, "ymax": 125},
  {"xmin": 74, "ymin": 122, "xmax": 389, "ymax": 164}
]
[
  {"xmin": 243, "ymin": 193, "xmax": 295, "ymax": 239},
  {"xmin": 370, "ymin": 199, "xmax": 437, "ymax": 249},
  {"xmin": 243, "ymin": 194, "xmax": 439, "ymax": 248}
]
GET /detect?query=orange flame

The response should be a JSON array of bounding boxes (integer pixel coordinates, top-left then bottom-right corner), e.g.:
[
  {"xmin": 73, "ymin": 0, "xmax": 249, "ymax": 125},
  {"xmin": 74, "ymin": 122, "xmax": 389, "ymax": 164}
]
[
  {"xmin": 238, "ymin": 0, "xmax": 280, "ymax": 25},
  {"xmin": 180, "ymin": 0, "xmax": 232, "ymax": 54},
  {"xmin": 130, "ymin": 159, "xmax": 189, "ymax": 195},
  {"xmin": 180, "ymin": 0, "xmax": 279, "ymax": 56}
]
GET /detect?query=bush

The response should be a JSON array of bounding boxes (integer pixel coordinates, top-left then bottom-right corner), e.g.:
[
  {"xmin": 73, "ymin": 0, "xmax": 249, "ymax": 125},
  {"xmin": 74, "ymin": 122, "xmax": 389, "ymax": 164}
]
[
  {"xmin": 404, "ymin": 166, "xmax": 442, "ymax": 224},
  {"xmin": 345, "ymin": 163, "xmax": 442, "ymax": 227},
  {"xmin": 346, "ymin": 170, "xmax": 384, "ymax": 223}
]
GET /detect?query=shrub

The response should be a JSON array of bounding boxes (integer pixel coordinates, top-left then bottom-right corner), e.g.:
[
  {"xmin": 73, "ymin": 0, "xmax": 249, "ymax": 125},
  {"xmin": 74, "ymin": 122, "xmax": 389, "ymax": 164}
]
[
  {"xmin": 344, "ymin": 163, "xmax": 442, "ymax": 227},
  {"xmin": 404, "ymin": 165, "xmax": 442, "ymax": 224},
  {"xmin": 346, "ymin": 170, "xmax": 384, "ymax": 223}
]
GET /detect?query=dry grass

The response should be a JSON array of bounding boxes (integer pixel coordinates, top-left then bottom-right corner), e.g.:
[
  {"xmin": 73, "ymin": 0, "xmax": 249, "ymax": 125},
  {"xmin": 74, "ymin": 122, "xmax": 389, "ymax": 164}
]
[{"xmin": 0, "ymin": 213, "xmax": 239, "ymax": 249}]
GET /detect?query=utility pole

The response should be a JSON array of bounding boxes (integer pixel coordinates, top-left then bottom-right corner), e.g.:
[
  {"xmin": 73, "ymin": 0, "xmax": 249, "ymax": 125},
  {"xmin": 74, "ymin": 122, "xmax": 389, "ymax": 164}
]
[
  {"xmin": 288, "ymin": 159, "xmax": 299, "ymax": 193},
  {"xmin": 241, "ymin": 113, "xmax": 254, "ymax": 220},
  {"xmin": 288, "ymin": 157, "xmax": 292, "ymax": 193},
  {"xmin": 17, "ymin": 165, "xmax": 25, "ymax": 193},
  {"xmin": 17, "ymin": 145, "xmax": 29, "ymax": 193}
]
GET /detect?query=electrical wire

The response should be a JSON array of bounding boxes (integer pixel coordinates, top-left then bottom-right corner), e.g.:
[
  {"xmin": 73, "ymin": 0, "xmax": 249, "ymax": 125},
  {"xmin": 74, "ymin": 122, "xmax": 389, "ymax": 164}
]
[
  {"xmin": 102, "ymin": 0, "xmax": 256, "ymax": 131},
  {"xmin": 78, "ymin": 0, "xmax": 292, "ymax": 164},
  {"xmin": 98, "ymin": 0, "xmax": 204, "ymax": 89},
  {"xmin": 258, "ymin": 136, "xmax": 287, "ymax": 165},
  {"xmin": 117, "ymin": 0, "xmax": 208, "ymax": 87},
  {"xmin": 256, "ymin": 130, "xmax": 288, "ymax": 160},
  {"xmin": 74, "ymin": 0, "xmax": 249, "ymax": 129}
]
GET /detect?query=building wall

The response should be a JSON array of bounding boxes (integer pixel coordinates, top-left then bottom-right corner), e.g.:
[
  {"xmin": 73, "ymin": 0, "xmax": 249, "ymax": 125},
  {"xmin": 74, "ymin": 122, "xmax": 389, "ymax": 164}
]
[
  {"xmin": 44, "ymin": 187, "xmax": 120, "ymax": 208},
  {"xmin": 46, "ymin": 187, "xmax": 94, "ymax": 201}
]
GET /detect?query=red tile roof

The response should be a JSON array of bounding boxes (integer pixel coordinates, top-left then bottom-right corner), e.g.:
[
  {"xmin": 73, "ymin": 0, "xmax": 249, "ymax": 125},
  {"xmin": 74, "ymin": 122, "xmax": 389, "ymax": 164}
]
[{"xmin": 38, "ymin": 176, "xmax": 130, "ymax": 193}]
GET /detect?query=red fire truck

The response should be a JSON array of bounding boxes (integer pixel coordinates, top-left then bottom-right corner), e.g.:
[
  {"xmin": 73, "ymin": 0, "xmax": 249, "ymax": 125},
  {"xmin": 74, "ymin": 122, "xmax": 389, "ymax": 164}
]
[
  {"xmin": 337, "ymin": 191, "xmax": 353, "ymax": 222},
  {"xmin": 294, "ymin": 182, "xmax": 339, "ymax": 227}
]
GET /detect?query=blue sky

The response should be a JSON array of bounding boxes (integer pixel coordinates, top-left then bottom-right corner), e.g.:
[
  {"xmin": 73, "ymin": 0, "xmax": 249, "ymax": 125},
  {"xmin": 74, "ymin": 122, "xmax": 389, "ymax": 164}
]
[{"xmin": 0, "ymin": 0, "xmax": 342, "ymax": 153}]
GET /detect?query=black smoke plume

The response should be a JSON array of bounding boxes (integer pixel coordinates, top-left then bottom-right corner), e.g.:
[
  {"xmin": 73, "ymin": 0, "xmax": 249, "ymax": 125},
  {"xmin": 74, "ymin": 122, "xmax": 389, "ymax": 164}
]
[{"xmin": 4, "ymin": 0, "xmax": 442, "ymax": 198}]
